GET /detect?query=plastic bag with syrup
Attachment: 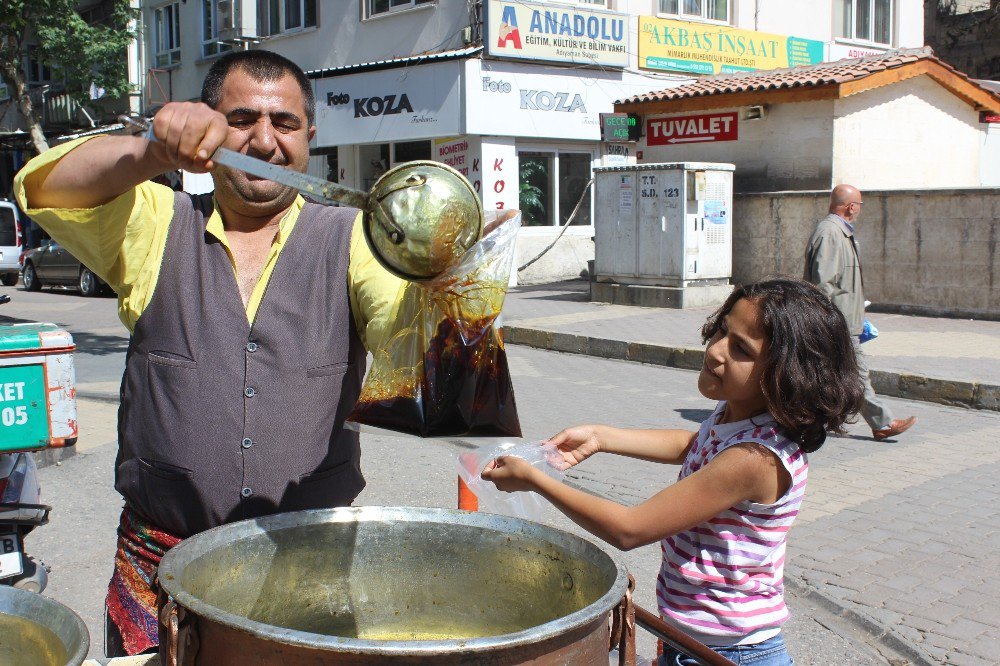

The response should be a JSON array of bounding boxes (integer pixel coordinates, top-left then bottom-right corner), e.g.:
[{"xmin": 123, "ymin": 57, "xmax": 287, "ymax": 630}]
[{"xmin": 348, "ymin": 211, "xmax": 522, "ymax": 437}]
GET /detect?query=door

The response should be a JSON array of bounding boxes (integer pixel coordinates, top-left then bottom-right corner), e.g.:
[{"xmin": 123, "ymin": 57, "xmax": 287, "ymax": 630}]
[
  {"xmin": 36, "ymin": 241, "xmax": 74, "ymax": 283},
  {"xmin": 517, "ymin": 149, "xmax": 594, "ymax": 228}
]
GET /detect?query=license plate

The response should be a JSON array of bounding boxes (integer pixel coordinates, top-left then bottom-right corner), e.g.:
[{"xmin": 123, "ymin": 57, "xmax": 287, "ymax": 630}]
[{"xmin": 0, "ymin": 533, "xmax": 22, "ymax": 579}]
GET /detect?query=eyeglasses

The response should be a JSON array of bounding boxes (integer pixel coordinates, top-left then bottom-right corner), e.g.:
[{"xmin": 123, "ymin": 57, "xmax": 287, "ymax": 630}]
[{"xmin": 849, "ymin": 201, "xmax": 864, "ymax": 207}]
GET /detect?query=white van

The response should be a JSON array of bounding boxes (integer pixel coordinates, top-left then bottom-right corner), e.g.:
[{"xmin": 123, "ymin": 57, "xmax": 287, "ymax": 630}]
[{"xmin": 0, "ymin": 201, "xmax": 22, "ymax": 287}]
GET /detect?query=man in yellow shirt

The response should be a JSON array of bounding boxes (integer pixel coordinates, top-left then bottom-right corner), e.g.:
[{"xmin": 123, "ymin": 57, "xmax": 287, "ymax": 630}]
[{"xmin": 15, "ymin": 50, "xmax": 402, "ymax": 657}]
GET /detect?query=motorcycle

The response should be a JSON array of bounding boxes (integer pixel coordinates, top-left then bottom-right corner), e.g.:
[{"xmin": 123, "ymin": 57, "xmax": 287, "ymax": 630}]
[
  {"xmin": 0, "ymin": 293, "xmax": 51, "ymax": 593},
  {"xmin": 0, "ymin": 450, "xmax": 49, "ymax": 592}
]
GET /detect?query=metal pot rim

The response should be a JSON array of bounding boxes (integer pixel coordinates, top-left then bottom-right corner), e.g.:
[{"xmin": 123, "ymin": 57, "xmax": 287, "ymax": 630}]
[
  {"xmin": 0, "ymin": 584, "xmax": 90, "ymax": 665},
  {"xmin": 158, "ymin": 506, "xmax": 628, "ymax": 656}
]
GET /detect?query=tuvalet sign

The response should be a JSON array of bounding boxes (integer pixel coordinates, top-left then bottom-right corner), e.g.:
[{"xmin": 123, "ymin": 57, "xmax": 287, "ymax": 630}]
[
  {"xmin": 486, "ymin": 0, "xmax": 629, "ymax": 68},
  {"xmin": 638, "ymin": 17, "xmax": 824, "ymax": 75},
  {"xmin": 646, "ymin": 112, "xmax": 738, "ymax": 145}
]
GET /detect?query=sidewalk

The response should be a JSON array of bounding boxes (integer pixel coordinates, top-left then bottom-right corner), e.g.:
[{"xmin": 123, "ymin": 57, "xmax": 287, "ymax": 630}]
[{"xmin": 502, "ymin": 280, "xmax": 1000, "ymax": 412}]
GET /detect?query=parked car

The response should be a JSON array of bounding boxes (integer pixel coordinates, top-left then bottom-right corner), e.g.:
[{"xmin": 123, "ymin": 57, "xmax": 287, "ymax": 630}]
[
  {"xmin": 21, "ymin": 240, "xmax": 109, "ymax": 297},
  {"xmin": 0, "ymin": 200, "xmax": 23, "ymax": 287}
]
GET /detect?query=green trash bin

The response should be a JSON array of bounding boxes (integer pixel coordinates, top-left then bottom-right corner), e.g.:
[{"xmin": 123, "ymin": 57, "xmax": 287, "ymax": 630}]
[{"xmin": 0, "ymin": 323, "xmax": 77, "ymax": 453}]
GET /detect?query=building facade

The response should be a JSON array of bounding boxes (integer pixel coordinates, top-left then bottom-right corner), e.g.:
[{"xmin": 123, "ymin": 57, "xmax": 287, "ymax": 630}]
[{"xmin": 141, "ymin": 0, "xmax": 926, "ymax": 282}]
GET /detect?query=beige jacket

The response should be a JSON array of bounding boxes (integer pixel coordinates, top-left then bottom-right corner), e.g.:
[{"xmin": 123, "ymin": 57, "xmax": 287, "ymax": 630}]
[{"xmin": 804, "ymin": 213, "xmax": 865, "ymax": 336}]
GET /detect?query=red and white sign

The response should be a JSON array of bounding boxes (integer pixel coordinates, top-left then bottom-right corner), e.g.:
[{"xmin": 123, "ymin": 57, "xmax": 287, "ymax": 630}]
[
  {"xmin": 646, "ymin": 112, "xmax": 738, "ymax": 146},
  {"xmin": 828, "ymin": 43, "xmax": 886, "ymax": 61},
  {"xmin": 980, "ymin": 111, "xmax": 1000, "ymax": 124}
]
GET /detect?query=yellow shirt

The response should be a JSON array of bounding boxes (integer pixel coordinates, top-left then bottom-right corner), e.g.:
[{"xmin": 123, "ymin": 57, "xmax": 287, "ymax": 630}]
[{"xmin": 13, "ymin": 137, "xmax": 403, "ymax": 348}]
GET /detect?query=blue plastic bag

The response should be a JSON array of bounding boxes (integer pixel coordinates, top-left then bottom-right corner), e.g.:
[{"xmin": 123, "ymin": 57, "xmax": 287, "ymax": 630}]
[{"xmin": 859, "ymin": 319, "xmax": 879, "ymax": 344}]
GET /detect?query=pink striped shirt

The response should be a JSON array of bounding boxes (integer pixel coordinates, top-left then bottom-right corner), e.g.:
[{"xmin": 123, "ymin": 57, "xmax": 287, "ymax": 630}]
[{"xmin": 656, "ymin": 402, "xmax": 808, "ymax": 646}]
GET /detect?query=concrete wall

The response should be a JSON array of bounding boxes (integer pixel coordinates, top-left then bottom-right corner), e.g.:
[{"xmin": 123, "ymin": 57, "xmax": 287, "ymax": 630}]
[
  {"xmin": 832, "ymin": 75, "xmax": 983, "ymax": 189},
  {"xmin": 514, "ymin": 232, "xmax": 595, "ymax": 285},
  {"xmin": 733, "ymin": 188, "xmax": 1000, "ymax": 318},
  {"xmin": 639, "ymin": 100, "xmax": 836, "ymax": 192}
]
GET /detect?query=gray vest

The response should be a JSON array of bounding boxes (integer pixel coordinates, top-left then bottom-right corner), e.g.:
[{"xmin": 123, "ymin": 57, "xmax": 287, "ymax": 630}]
[{"xmin": 115, "ymin": 193, "xmax": 365, "ymax": 538}]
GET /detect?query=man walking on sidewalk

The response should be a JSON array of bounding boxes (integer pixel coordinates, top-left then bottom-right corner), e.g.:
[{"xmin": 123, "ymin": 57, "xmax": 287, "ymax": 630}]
[{"xmin": 804, "ymin": 184, "xmax": 916, "ymax": 441}]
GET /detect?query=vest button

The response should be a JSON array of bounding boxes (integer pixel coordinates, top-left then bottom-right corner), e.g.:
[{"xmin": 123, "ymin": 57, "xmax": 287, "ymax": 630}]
[
  {"xmin": 244, "ymin": 387, "xmax": 256, "ymax": 398},
  {"xmin": 246, "ymin": 342, "xmax": 258, "ymax": 353},
  {"xmin": 241, "ymin": 437, "xmax": 253, "ymax": 449},
  {"xmin": 241, "ymin": 487, "xmax": 253, "ymax": 498}
]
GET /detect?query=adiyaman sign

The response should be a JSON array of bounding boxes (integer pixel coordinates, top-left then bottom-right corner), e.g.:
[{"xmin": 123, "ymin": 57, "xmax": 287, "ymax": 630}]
[
  {"xmin": 638, "ymin": 17, "xmax": 824, "ymax": 75},
  {"xmin": 486, "ymin": 0, "xmax": 629, "ymax": 68}
]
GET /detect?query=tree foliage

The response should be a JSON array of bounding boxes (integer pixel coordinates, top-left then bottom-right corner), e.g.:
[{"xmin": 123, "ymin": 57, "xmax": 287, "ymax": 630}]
[{"xmin": 0, "ymin": 0, "xmax": 136, "ymax": 154}]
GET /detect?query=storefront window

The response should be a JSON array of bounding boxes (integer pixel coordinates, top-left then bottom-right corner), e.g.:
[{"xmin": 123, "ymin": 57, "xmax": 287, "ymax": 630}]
[
  {"xmin": 360, "ymin": 143, "xmax": 391, "ymax": 190},
  {"xmin": 518, "ymin": 151, "xmax": 593, "ymax": 228},
  {"xmin": 394, "ymin": 140, "xmax": 431, "ymax": 164},
  {"xmin": 310, "ymin": 146, "xmax": 339, "ymax": 182},
  {"xmin": 519, "ymin": 152, "xmax": 554, "ymax": 227},
  {"xmin": 559, "ymin": 153, "xmax": 592, "ymax": 227}
]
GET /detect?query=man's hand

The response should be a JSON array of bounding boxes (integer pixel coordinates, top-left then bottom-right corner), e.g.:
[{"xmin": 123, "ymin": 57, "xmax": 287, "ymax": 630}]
[
  {"xmin": 480, "ymin": 456, "xmax": 539, "ymax": 492},
  {"xmin": 149, "ymin": 102, "xmax": 230, "ymax": 174}
]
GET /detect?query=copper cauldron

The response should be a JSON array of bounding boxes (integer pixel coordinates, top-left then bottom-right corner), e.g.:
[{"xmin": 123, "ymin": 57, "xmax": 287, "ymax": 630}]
[{"xmin": 157, "ymin": 506, "xmax": 628, "ymax": 665}]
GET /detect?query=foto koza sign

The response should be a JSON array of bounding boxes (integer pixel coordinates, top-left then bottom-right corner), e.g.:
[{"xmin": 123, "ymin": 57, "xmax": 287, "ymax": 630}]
[
  {"xmin": 313, "ymin": 61, "xmax": 462, "ymax": 146},
  {"xmin": 646, "ymin": 112, "xmax": 738, "ymax": 145},
  {"xmin": 466, "ymin": 60, "xmax": 669, "ymax": 141}
]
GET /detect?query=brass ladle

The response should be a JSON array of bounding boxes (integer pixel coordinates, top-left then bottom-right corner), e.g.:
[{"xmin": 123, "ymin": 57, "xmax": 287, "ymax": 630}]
[{"xmin": 123, "ymin": 115, "xmax": 484, "ymax": 281}]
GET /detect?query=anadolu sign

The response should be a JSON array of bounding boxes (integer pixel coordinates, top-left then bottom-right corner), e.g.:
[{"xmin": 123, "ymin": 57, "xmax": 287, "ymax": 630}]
[
  {"xmin": 486, "ymin": 0, "xmax": 629, "ymax": 68},
  {"xmin": 638, "ymin": 17, "xmax": 824, "ymax": 75}
]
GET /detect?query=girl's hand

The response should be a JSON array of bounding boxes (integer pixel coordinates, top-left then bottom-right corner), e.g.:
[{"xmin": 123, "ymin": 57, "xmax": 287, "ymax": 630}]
[
  {"xmin": 481, "ymin": 456, "xmax": 539, "ymax": 492},
  {"xmin": 546, "ymin": 426, "xmax": 603, "ymax": 470}
]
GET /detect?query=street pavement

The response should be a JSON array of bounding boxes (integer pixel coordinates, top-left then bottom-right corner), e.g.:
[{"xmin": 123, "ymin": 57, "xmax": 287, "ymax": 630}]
[{"xmin": 4, "ymin": 282, "xmax": 999, "ymax": 665}]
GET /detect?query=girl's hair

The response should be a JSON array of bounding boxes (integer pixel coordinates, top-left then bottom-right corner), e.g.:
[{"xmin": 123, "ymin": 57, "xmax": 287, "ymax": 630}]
[{"xmin": 701, "ymin": 277, "xmax": 864, "ymax": 453}]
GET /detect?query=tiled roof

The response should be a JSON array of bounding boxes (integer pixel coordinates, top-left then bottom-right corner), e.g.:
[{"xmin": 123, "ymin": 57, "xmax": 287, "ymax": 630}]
[{"xmin": 618, "ymin": 47, "xmax": 998, "ymax": 106}]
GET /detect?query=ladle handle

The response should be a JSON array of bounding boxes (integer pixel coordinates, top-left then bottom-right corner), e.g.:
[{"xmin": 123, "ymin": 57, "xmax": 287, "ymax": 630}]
[{"xmin": 125, "ymin": 115, "xmax": 369, "ymax": 209}]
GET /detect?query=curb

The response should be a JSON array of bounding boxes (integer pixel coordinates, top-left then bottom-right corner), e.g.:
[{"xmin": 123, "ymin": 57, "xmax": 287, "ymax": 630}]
[
  {"xmin": 783, "ymin": 577, "xmax": 935, "ymax": 666},
  {"xmin": 504, "ymin": 326, "xmax": 1000, "ymax": 413}
]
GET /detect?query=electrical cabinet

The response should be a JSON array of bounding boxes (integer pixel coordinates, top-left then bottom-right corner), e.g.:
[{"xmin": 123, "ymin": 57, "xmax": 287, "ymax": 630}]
[{"xmin": 593, "ymin": 163, "xmax": 734, "ymax": 288}]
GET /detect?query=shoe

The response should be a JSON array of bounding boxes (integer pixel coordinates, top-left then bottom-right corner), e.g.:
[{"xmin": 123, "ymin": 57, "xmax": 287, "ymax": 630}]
[{"xmin": 873, "ymin": 416, "xmax": 917, "ymax": 441}]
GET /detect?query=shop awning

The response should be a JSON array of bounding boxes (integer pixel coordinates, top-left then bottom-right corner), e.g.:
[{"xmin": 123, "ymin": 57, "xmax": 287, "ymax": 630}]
[
  {"xmin": 615, "ymin": 46, "xmax": 1000, "ymax": 116},
  {"xmin": 305, "ymin": 46, "xmax": 483, "ymax": 79}
]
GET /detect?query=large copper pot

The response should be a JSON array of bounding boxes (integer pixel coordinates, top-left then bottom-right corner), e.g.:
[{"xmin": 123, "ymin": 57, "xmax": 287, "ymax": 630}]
[{"xmin": 157, "ymin": 507, "xmax": 628, "ymax": 665}]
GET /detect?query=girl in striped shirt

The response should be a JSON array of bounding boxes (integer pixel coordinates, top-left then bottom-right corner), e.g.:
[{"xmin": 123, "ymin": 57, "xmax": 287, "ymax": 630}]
[{"xmin": 483, "ymin": 277, "xmax": 864, "ymax": 665}]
